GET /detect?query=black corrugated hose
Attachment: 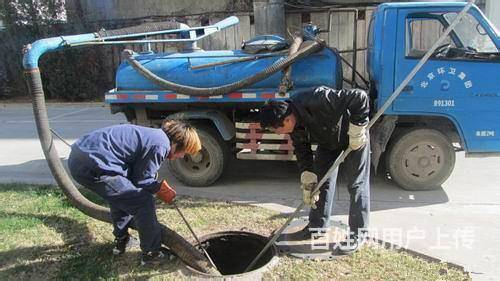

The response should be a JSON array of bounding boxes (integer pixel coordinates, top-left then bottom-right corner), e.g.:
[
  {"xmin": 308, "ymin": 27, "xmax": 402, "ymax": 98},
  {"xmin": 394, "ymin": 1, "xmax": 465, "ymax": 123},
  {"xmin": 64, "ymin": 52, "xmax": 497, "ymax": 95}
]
[
  {"xmin": 24, "ymin": 20, "xmax": 220, "ymax": 274},
  {"xmin": 25, "ymin": 67, "xmax": 218, "ymax": 274}
]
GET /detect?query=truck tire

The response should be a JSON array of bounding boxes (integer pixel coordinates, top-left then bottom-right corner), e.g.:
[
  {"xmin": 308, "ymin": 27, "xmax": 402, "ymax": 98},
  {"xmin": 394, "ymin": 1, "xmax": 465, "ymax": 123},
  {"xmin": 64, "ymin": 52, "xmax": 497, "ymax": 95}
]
[
  {"xmin": 168, "ymin": 126, "xmax": 228, "ymax": 187},
  {"xmin": 386, "ymin": 128, "xmax": 455, "ymax": 191}
]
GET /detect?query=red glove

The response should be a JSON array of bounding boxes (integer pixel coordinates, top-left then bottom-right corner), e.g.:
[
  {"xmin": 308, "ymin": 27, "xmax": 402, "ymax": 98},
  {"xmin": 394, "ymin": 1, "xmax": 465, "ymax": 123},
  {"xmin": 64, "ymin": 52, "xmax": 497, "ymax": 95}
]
[{"xmin": 156, "ymin": 180, "xmax": 176, "ymax": 204}]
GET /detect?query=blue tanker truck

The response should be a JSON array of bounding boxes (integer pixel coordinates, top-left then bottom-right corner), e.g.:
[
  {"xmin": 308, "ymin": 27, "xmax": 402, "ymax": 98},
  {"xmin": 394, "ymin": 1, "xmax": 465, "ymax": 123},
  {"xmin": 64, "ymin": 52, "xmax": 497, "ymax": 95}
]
[
  {"xmin": 24, "ymin": 2, "xmax": 498, "ymax": 191},
  {"xmin": 103, "ymin": 2, "xmax": 499, "ymax": 190}
]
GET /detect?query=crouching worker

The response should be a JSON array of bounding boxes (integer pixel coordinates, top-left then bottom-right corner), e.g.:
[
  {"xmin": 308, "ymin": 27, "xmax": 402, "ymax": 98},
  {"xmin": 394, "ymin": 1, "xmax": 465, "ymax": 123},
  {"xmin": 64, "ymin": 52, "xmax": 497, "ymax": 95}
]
[
  {"xmin": 259, "ymin": 86, "xmax": 371, "ymax": 254},
  {"xmin": 68, "ymin": 120, "xmax": 201, "ymax": 265}
]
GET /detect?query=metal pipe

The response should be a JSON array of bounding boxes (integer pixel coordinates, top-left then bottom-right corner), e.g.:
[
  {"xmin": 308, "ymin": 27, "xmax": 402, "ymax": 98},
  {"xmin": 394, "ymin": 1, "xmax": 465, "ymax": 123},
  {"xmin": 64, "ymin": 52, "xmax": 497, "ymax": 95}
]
[
  {"xmin": 189, "ymin": 53, "xmax": 287, "ymax": 70},
  {"xmin": 333, "ymin": 47, "xmax": 369, "ymax": 89},
  {"xmin": 172, "ymin": 202, "xmax": 219, "ymax": 272},
  {"xmin": 68, "ymin": 37, "xmax": 210, "ymax": 47},
  {"xmin": 352, "ymin": 9, "xmax": 358, "ymax": 88},
  {"xmin": 97, "ymin": 16, "xmax": 238, "ymax": 40},
  {"xmin": 337, "ymin": 48, "xmax": 368, "ymax": 53},
  {"xmin": 244, "ymin": 1, "xmax": 475, "ymax": 272}
]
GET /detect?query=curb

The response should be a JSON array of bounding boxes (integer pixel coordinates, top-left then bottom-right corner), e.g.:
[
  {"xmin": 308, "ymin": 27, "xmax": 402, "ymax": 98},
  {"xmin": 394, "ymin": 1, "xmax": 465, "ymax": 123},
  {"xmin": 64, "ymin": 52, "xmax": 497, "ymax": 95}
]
[{"xmin": 372, "ymin": 238, "xmax": 469, "ymax": 275}]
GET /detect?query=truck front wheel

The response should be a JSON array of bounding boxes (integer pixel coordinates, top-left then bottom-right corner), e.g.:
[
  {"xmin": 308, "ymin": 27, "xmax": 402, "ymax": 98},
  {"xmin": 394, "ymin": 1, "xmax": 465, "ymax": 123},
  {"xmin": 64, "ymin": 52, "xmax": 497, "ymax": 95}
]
[
  {"xmin": 168, "ymin": 126, "xmax": 228, "ymax": 187},
  {"xmin": 386, "ymin": 129, "xmax": 455, "ymax": 191}
]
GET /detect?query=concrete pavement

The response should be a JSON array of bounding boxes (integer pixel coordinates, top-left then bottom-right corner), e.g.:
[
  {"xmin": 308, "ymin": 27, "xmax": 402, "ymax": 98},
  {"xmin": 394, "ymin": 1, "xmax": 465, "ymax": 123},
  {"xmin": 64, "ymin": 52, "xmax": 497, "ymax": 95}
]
[{"xmin": 1, "ymin": 103, "xmax": 499, "ymax": 280}]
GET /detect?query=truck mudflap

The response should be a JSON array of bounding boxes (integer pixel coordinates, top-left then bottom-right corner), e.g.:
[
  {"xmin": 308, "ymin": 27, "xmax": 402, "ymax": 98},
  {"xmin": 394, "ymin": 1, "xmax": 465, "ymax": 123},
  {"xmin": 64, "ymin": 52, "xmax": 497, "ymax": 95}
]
[{"xmin": 370, "ymin": 115, "xmax": 397, "ymax": 172}]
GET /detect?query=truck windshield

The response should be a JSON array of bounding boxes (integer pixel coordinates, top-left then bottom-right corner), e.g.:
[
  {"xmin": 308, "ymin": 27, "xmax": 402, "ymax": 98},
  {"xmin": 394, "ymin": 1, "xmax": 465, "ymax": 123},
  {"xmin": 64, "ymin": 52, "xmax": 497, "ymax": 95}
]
[{"xmin": 443, "ymin": 12, "xmax": 498, "ymax": 53}]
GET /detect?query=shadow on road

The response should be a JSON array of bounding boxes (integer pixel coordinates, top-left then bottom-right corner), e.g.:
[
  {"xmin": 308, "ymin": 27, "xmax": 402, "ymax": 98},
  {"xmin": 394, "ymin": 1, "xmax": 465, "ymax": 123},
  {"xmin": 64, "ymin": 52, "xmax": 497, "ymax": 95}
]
[
  {"xmin": 0, "ymin": 157, "xmax": 449, "ymax": 216},
  {"xmin": 167, "ymin": 158, "xmax": 450, "ymax": 215}
]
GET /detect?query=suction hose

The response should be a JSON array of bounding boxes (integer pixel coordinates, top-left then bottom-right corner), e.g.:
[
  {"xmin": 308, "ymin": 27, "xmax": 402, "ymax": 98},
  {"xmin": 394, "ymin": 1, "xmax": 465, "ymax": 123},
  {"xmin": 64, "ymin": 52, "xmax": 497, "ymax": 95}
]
[
  {"xmin": 123, "ymin": 38, "xmax": 325, "ymax": 96},
  {"xmin": 23, "ymin": 22, "xmax": 217, "ymax": 274}
]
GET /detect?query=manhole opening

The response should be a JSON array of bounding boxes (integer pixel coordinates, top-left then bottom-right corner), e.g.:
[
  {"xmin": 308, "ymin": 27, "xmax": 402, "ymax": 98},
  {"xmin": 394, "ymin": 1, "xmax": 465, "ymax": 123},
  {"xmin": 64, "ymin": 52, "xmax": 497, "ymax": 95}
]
[{"xmin": 197, "ymin": 231, "xmax": 276, "ymax": 275}]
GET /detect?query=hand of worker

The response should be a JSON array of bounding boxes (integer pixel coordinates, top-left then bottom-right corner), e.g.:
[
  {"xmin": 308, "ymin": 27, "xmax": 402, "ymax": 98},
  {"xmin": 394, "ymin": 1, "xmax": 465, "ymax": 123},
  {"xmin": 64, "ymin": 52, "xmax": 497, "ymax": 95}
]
[
  {"xmin": 348, "ymin": 122, "xmax": 367, "ymax": 150},
  {"xmin": 300, "ymin": 171, "xmax": 320, "ymax": 209},
  {"xmin": 156, "ymin": 180, "xmax": 176, "ymax": 204}
]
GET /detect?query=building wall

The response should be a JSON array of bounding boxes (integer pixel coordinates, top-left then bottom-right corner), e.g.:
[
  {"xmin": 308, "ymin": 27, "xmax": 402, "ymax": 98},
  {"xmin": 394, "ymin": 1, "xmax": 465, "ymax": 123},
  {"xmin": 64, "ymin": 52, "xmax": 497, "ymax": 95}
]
[
  {"xmin": 65, "ymin": 0, "xmax": 252, "ymax": 22},
  {"xmin": 485, "ymin": 0, "xmax": 500, "ymax": 31}
]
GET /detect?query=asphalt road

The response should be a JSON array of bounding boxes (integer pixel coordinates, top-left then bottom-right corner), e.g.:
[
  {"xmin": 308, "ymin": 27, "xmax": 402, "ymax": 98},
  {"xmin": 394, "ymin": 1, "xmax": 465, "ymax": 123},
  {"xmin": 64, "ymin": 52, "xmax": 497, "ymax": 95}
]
[{"xmin": 1, "ymin": 103, "xmax": 499, "ymax": 281}]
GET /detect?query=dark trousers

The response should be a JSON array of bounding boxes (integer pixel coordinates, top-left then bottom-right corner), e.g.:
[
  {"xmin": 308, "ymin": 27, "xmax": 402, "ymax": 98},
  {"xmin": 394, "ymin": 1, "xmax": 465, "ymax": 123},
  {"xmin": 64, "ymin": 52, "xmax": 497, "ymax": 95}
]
[
  {"xmin": 308, "ymin": 139, "xmax": 371, "ymax": 235},
  {"xmin": 68, "ymin": 151, "xmax": 162, "ymax": 253}
]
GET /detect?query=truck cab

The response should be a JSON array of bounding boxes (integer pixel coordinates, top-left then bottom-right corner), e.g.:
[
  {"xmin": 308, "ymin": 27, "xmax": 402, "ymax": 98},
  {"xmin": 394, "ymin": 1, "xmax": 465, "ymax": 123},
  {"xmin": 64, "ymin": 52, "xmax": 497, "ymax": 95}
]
[{"xmin": 367, "ymin": 2, "xmax": 500, "ymax": 190}]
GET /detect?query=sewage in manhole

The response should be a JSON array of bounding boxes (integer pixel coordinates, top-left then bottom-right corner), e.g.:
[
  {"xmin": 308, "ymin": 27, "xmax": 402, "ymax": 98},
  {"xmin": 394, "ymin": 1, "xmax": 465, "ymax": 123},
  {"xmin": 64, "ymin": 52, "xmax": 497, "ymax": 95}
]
[{"xmin": 187, "ymin": 231, "xmax": 278, "ymax": 276}]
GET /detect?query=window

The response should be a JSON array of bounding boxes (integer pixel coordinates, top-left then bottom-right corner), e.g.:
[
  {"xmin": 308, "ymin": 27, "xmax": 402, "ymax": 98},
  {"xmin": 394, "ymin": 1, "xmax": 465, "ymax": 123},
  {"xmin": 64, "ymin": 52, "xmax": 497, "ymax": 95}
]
[
  {"xmin": 406, "ymin": 12, "xmax": 498, "ymax": 59},
  {"xmin": 406, "ymin": 17, "xmax": 455, "ymax": 57},
  {"xmin": 443, "ymin": 13, "xmax": 498, "ymax": 53}
]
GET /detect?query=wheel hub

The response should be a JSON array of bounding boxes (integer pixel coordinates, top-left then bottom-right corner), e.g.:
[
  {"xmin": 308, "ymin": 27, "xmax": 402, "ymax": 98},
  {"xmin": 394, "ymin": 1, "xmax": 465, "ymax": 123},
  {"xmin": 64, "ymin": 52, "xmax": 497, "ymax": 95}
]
[
  {"xmin": 190, "ymin": 152, "xmax": 203, "ymax": 163},
  {"xmin": 403, "ymin": 142, "xmax": 444, "ymax": 179},
  {"xmin": 179, "ymin": 147, "xmax": 211, "ymax": 173},
  {"xmin": 418, "ymin": 156, "xmax": 431, "ymax": 167}
]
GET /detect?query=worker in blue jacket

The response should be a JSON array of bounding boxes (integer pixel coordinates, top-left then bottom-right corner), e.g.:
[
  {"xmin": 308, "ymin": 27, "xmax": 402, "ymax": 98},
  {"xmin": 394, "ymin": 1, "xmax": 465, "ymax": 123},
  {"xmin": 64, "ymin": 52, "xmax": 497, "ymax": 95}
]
[
  {"xmin": 259, "ymin": 86, "xmax": 370, "ymax": 254},
  {"xmin": 68, "ymin": 120, "xmax": 201, "ymax": 265}
]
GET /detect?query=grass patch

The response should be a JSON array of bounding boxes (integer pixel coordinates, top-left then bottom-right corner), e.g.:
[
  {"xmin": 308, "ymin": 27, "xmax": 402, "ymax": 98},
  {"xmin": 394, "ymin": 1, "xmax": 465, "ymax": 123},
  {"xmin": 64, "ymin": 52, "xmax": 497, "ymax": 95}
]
[{"xmin": 0, "ymin": 183, "xmax": 470, "ymax": 280}]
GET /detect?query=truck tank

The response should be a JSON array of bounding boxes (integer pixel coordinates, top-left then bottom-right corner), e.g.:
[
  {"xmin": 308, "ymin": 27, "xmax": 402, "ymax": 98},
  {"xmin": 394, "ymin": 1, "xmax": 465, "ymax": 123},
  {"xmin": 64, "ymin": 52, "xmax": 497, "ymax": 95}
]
[{"xmin": 112, "ymin": 47, "xmax": 342, "ymax": 102}]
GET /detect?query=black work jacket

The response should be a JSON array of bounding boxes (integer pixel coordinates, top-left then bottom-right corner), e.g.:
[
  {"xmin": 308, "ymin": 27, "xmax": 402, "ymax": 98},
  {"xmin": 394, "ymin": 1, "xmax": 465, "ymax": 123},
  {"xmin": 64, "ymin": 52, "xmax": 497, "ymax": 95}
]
[{"xmin": 289, "ymin": 86, "xmax": 370, "ymax": 173}]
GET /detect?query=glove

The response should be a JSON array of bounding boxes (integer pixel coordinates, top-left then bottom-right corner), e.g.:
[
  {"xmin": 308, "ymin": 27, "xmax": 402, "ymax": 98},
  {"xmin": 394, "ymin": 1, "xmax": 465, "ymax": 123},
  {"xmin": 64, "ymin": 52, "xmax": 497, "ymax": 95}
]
[
  {"xmin": 348, "ymin": 122, "xmax": 367, "ymax": 150},
  {"xmin": 300, "ymin": 171, "xmax": 320, "ymax": 209},
  {"xmin": 156, "ymin": 180, "xmax": 176, "ymax": 204}
]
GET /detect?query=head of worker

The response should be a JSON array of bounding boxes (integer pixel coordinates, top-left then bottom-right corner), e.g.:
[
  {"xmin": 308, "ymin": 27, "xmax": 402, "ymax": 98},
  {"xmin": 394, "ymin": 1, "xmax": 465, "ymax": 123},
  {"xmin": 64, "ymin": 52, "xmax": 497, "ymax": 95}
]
[
  {"xmin": 161, "ymin": 120, "xmax": 202, "ymax": 160},
  {"xmin": 259, "ymin": 99, "xmax": 296, "ymax": 134}
]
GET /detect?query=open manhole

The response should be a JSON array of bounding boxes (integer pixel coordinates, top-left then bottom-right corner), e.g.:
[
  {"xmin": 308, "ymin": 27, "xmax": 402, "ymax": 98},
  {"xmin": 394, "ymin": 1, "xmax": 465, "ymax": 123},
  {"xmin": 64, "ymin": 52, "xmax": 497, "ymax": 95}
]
[{"xmin": 186, "ymin": 231, "xmax": 278, "ymax": 277}]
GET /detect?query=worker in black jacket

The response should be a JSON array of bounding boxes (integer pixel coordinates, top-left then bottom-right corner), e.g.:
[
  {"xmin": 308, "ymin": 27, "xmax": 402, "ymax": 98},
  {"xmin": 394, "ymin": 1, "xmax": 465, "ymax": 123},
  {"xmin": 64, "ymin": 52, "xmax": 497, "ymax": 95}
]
[{"xmin": 259, "ymin": 86, "xmax": 370, "ymax": 254}]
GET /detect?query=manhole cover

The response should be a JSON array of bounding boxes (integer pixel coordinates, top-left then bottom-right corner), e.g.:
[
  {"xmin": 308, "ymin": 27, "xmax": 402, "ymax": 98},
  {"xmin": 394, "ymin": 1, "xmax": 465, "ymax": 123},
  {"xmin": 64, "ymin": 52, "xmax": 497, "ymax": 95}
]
[{"xmin": 275, "ymin": 217, "xmax": 350, "ymax": 260}]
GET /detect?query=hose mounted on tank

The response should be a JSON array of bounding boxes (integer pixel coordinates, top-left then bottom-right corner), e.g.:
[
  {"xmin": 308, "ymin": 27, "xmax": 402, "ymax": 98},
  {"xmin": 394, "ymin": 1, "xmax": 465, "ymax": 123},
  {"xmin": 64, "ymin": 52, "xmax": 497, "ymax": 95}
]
[{"xmin": 122, "ymin": 36, "xmax": 324, "ymax": 96}]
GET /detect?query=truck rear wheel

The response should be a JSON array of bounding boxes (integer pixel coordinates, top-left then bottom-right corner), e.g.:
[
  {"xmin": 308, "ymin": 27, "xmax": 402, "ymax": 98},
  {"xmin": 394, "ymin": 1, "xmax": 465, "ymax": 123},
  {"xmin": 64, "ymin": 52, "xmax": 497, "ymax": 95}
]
[
  {"xmin": 386, "ymin": 128, "xmax": 455, "ymax": 191},
  {"xmin": 168, "ymin": 126, "xmax": 228, "ymax": 187}
]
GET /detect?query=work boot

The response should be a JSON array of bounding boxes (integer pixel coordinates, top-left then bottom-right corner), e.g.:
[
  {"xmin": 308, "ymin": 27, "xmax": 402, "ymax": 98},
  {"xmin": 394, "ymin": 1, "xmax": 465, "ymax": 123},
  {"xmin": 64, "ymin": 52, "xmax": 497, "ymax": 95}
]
[
  {"xmin": 112, "ymin": 234, "xmax": 139, "ymax": 255},
  {"xmin": 286, "ymin": 225, "xmax": 327, "ymax": 241},
  {"xmin": 140, "ymin": 248, "xmax": 175, "ymax": 266},
  {"xmin": 338, "ymin": 234, "xmax": 366, "ymax": 255}
]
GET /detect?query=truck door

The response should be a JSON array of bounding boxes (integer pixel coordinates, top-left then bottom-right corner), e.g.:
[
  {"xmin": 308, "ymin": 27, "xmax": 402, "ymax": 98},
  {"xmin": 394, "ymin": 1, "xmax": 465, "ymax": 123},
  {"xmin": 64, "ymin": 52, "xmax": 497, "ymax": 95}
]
[{"xmin": 392, "ymin": 7, "xmax": 500, "ymax": 154}]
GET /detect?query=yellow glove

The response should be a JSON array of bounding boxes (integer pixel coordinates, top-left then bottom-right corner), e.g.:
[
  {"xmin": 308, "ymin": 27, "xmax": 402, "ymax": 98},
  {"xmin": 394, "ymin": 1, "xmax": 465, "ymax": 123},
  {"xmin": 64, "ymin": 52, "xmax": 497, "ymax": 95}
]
[
  {"xmin": 300, "ymin": 171, "xmax": 320, "ymax": 209},
  {"xmin": 348, "ymin": 122, "xmax": 367, "ymax": 150}
]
